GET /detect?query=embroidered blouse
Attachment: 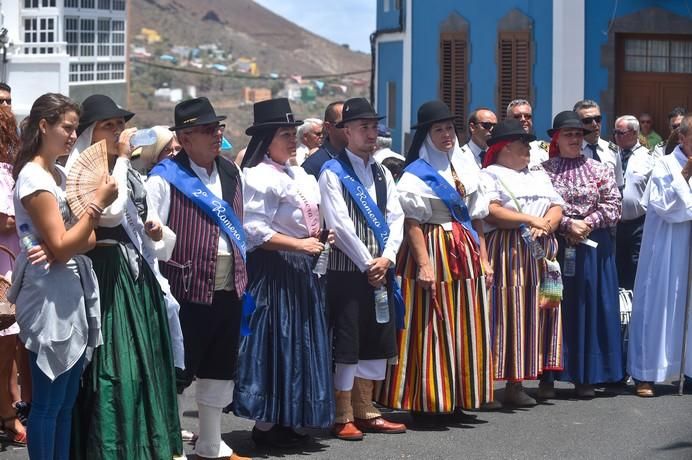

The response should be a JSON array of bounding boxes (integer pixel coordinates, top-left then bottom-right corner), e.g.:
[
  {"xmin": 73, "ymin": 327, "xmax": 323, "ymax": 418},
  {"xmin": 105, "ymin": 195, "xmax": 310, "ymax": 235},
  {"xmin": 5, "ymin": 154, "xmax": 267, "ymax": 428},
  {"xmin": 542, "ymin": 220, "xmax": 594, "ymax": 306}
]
[
  {"xmin": 542, "ymin": 156, "xmax": 621, "ymax": 232},
  {"xmin": 243, "ymin": 157, "xmax": 321, "ymax": 251}
]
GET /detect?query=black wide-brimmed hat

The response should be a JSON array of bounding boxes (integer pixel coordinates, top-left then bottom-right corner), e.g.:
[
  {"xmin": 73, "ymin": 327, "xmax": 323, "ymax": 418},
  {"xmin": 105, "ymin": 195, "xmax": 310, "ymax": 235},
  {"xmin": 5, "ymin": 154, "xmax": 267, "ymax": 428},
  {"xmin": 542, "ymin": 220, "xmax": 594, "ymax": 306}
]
[
  {"xmin": 547, "ymin": 110, "xmax": 592, "ymax": 137},
  {"xmin": 411, "ymin": 100, "xmax": 457, "ymax": 129},
  {"xmin": 336, "ymin": 98, "xmax": 384, "ymax": 128},
  {"xmin": 245, "ymin": 98, "xmax": 303, "ymax": 136},
  {"xmin": 77, "ymin": 94, "xmax": 135, "ymax": 136},
  {"xmin": 487, "ymin": 119, "xmax": 536, "ymax": 146},
  {"xmin": 170, "ymin": 97, "xmax": 227, "ymax": 131}
]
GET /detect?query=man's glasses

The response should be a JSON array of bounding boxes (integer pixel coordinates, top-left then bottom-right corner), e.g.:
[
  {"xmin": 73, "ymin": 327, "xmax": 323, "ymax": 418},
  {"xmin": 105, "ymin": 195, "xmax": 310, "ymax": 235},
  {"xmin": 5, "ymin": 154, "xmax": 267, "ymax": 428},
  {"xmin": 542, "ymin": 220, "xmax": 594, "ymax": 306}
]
[
  {"xmin": 474, "ymin": 121, "xmax": 496, "ymax": 130},
  {"xmin": 512, "ymin": 113, "xmax": 532, "ymax": 121},
  {"xmin": 0, "ymin": 98, "xmax": 11, "ymax": 105},
  {"xmin": 581, "ymin": 116, "xmax": 602, "ymax": 125},
  {"xmin": 194, "ymin": 123, "xmax": 225, "ymax": 136},
  {"xmin": 614, "ymin": 129, "xmax": 633, "ymax": 136}
]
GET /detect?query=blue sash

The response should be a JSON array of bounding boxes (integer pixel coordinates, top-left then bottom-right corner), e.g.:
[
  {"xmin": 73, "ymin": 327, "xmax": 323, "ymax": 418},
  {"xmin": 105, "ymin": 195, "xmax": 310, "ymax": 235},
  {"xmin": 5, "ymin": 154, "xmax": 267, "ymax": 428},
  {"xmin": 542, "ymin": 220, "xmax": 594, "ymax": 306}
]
[
  {"xmin": 322, "ymin": 157, "xmax": 405, "ymax": 329},
  {"xmin": 150, "ymin": 158, "xmax": 255, "ymax": 335},
  {"xmin": 404, "ymin": 159, "xmax": 479, "ymax": 245}
]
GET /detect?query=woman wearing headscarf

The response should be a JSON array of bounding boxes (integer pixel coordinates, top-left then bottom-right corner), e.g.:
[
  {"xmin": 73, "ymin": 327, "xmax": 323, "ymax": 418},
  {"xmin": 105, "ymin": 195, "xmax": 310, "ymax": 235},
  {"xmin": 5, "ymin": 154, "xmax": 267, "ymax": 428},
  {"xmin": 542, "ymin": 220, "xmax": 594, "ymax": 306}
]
[
  {"xmin": 480, "ymin": 119, "xmax": 564, "ymax": 405},
  {"xmin": 541, "ymin": 111, "xmax": 623, "ymax": 398},
  {"xmin": 231, "ymin": 98, "xmax": 334, "ymax": 448},
  {"xmin": 378, "ymin": 100, "xmax": 494, "ymax": 421},
  {"xmin": 65, "ymin": 95, "xmax": 184, "ymax": 459}
]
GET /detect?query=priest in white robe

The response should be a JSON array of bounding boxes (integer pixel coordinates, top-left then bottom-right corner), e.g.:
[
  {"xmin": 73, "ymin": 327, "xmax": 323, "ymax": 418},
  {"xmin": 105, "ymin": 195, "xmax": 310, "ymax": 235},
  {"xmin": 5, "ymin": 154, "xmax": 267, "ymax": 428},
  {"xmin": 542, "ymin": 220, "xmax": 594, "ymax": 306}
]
[{"xmin": 627, "ymin": 114, "xmax": 692, "ymax": 397}]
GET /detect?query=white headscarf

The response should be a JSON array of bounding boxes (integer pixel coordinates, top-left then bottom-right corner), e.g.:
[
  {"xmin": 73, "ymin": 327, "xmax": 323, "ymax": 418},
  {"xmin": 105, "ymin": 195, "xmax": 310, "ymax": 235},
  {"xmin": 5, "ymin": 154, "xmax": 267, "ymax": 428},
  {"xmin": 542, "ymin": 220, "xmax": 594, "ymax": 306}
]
[
  {"xmin": 64, "ymin": 123, "xmax": 95, "ymax": 173},
  {"xmin": 398, "ymin": 133, "xmax": 479, "ymax": 199}
]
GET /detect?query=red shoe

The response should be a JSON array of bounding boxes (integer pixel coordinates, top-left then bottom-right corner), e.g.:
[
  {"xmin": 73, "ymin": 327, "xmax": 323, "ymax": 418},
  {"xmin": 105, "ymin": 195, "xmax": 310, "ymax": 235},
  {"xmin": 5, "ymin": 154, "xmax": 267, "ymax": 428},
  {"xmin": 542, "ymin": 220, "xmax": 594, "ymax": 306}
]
[
  {"xmin": 354, "ymin": 416, "xmax": 406, "ymax": 434},
  {"xmin": 332, "ymin": 422, "xmax": 364, "ymax": 441}
]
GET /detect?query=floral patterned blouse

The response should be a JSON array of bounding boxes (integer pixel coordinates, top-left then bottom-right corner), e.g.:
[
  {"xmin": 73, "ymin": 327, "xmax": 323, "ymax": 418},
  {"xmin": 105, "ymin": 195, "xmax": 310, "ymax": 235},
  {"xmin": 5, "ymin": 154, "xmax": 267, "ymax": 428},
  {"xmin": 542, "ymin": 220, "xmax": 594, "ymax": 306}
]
[{"xmin": 542, "ymin": 156, "xmax": 621, "ymax": 233}]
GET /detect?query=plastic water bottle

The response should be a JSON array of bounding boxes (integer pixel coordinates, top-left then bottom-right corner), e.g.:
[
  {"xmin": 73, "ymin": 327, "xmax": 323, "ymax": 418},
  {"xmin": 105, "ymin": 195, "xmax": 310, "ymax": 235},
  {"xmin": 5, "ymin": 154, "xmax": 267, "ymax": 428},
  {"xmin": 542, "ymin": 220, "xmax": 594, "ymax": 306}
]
[
  {"xmin": 519, "ymin": 224, "xmax": 546, "ymax": 260},
  {"xmin": 374, "ymin": 286, "xmax": 390, "ymax": 324},
  {"xmin": 563, "ymin": 247, "xmax": 577, "ymax": 277},
  {"xmin": 130, "ymin": 128, "xmax": 158, "ymax": 148},
  {"xmin": 312, "ymin": 242, "xmax": 330, "ymax": 276},
  {"xmin": 19, "ymin": 224, "xmax": 48, "ymax": 275}
]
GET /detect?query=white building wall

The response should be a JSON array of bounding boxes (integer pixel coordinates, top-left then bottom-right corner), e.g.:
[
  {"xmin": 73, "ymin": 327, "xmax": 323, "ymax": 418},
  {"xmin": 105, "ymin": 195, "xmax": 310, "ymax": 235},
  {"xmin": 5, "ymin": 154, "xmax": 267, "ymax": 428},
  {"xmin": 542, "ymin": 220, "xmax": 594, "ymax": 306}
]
[
  {"xmin": 552, "ymin": 0, "xmax": 585, "ymax": 117},
  {"xmin": 0, "ymin": 0, "xmax": 128, "ymax": 115}
]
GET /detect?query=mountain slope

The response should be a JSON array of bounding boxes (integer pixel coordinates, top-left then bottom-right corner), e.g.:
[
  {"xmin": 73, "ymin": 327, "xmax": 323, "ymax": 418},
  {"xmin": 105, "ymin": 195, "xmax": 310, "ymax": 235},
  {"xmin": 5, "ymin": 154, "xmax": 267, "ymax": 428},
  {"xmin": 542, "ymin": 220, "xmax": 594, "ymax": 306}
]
[{"xmin": 131, "ymin": 0, "xmax": 370, "ymax": 76}]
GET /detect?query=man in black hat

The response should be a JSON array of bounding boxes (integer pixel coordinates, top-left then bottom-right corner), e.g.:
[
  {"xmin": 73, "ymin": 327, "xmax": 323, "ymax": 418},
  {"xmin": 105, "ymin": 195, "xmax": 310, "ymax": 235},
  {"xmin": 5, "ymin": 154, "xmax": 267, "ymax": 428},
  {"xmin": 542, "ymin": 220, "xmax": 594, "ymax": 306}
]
[
  {"xmin": 302, "ymin": 100, "xmax": 348, "ymax": 178},
  {"xmin": 148, "ymin": 97, "xmax": 250, "ymax": 460},
  {"xmin": 319, "ymin": 97, "xmax": 406, "ymax": 441}
]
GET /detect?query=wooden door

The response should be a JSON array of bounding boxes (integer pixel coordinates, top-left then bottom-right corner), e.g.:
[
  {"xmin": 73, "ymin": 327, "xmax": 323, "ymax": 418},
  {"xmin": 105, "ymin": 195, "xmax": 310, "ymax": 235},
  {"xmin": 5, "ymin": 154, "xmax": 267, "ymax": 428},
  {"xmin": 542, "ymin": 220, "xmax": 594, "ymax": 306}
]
[{"xmin": 616, "ymin": 34, "xmax": 692, "ymax": 139}]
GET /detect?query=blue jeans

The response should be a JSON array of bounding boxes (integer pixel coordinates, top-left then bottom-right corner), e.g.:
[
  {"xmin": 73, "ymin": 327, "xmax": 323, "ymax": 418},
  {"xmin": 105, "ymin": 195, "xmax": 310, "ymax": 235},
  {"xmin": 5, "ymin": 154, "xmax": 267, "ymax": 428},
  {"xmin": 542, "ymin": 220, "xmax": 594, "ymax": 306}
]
[{"xmin": 28, "ymin": 352, "xmax": 84, "ymax": 460}]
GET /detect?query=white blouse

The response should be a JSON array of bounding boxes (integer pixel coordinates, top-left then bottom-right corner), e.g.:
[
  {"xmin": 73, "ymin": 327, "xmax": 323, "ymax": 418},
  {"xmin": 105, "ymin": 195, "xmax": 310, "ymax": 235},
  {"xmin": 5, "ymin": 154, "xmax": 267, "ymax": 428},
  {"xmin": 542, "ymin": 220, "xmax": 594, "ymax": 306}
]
[
  {"xmin": 397, "ymin": 136, "xmax": 489, "ymax": 229},
  {"xmin": 480, "ymin": 164, "xmax": 564, "ymax": 232},
  {"xmin": 243, "ymin": 157, "xmax": 321, "ymax": 251}
]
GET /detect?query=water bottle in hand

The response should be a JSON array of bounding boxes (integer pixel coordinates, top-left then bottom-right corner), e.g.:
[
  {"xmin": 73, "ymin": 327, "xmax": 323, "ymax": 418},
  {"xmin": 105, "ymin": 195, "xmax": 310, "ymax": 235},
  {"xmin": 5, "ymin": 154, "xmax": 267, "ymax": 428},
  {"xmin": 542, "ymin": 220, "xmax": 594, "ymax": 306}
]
[
  {"xmin": 374, "ymin": 286, "xmax": 390, "ymax": 324},
  {"xmin": 312, "ymin": 242, "xmax": 330, "ymax": 276},
  {"xmin": 520, "ymin": 224, "xmax": 546, "ymax": 260},
  {"xmin": 130, "ymin": 128, "xmax": 157, "ymax": 148},
  {"xmin": 19, "ymin": 224, "xmax": 48, "ymax": 275}
]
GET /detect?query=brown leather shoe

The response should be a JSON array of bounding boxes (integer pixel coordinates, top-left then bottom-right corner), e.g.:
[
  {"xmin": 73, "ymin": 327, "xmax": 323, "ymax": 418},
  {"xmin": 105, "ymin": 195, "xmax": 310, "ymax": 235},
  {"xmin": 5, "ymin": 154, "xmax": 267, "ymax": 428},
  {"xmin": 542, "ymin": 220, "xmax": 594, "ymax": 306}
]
[
  {"xmin": 333, "ymin": 421, "xmax": 364, "ymax": 440},
  {"xmin": 635, "ymin": 382, "xmax": 655, "ymax": 397},
  {"xmin": 354, "ymin": 416, "xmax": 406, "ymax": 434}
]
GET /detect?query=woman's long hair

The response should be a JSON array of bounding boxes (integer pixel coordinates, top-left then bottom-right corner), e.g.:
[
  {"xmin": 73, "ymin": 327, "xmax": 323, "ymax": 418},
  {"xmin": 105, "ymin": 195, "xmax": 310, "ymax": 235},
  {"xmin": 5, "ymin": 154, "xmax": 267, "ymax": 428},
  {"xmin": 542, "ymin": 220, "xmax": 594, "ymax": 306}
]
[
  {"xmin": 13, "ymin": 93, "xmax": 80, "ymax": 180},
  {"xmin": 0, "ymin": 107, "xmax": 19, "ymax": 164},
  {"xmin": 240, "ymin": 126, "xmax": 279, "ymax": 169}
]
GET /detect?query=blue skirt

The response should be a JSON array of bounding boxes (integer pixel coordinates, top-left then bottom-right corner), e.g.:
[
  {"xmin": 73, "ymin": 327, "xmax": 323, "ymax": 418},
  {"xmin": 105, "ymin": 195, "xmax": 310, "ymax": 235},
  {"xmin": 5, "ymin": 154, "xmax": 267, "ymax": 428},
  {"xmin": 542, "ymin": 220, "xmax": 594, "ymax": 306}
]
[
  {"xmin": 232, "ymin": 248, "xmax": 334, "ymax": 428},
  {"xmin": 549, "ymin": 229, "xmax": 624, "ymax": 384}
]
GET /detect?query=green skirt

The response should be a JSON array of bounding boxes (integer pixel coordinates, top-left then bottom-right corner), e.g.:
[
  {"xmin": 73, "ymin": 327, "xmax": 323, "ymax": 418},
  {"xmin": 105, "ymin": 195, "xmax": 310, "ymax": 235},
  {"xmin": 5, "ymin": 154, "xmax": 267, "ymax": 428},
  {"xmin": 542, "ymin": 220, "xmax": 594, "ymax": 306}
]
[{"xmin": 71, "ymin": 245, "xmax": 183, "ymax": 460}]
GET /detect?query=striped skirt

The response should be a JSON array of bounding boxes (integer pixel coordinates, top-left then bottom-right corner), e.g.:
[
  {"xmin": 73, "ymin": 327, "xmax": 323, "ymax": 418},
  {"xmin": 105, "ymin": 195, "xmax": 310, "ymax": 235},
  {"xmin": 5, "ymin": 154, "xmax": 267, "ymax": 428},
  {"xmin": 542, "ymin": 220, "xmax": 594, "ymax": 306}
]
[
  {"xmin": 378, "ymin": 222, "xmax": 493, "ymax": 412},
  {"xmin": 486, "ymin": 229, "xmax": 563, "ymax": 382}
]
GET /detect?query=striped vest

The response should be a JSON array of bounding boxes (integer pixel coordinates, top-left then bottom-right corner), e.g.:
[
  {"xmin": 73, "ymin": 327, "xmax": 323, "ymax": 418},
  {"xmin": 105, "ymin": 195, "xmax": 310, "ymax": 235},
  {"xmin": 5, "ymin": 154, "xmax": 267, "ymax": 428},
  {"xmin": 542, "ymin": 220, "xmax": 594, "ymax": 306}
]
[
  {"xmin": 159, "ymin": 152, "xmax": 247, "ymax": 305},
  {"xmin": 327, "ymin": 154, "xmax": 387, "ymax": 272}
]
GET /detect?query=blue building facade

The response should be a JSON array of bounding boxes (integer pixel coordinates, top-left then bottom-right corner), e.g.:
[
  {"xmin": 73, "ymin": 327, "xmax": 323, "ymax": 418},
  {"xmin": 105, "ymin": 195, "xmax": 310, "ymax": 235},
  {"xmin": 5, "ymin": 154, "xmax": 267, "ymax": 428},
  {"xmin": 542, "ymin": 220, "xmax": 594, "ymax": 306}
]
[{"xmin": 374, "ymin": 0, "xmax": 692, "ymax": 152}]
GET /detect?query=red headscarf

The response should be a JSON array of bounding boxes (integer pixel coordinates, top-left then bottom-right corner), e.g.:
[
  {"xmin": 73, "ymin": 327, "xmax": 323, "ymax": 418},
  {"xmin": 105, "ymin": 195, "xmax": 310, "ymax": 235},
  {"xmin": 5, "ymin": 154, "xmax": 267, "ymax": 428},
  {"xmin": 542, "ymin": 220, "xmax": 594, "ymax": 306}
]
[
  {"xmin": 482, "ymin": 139, "xmax": 512, "ymax": 168},
  {"xmin": 548, "ymin": 131, "xmax": 561, "ymax": 158}
]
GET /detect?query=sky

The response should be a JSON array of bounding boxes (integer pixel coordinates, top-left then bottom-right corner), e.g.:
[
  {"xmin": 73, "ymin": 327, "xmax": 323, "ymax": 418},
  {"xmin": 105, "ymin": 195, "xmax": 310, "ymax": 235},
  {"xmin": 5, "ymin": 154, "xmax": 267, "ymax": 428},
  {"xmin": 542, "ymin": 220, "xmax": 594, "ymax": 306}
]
[{"xmin": 254, "ymin": 0, "xmax": 376, "ymax": 54}]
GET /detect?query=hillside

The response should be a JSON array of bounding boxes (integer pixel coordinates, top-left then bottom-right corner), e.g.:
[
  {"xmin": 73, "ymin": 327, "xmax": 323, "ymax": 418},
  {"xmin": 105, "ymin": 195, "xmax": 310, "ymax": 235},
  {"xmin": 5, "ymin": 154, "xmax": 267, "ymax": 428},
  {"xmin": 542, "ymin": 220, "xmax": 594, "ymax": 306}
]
[
  {"xmin": 132, "ymin": 0, "xmax": 369, "ymax": 75},
  {"xmin": 129, "ymin": 0, "xmax": 371, "ymax": 152}
]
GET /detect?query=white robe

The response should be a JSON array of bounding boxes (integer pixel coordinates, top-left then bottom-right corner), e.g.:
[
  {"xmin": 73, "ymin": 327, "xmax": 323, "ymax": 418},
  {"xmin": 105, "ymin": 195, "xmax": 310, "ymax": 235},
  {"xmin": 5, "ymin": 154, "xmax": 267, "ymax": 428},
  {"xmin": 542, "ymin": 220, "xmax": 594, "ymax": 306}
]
[{"xmin": 627, "ymin": 146, "xmax": 692, "ymax": 382}]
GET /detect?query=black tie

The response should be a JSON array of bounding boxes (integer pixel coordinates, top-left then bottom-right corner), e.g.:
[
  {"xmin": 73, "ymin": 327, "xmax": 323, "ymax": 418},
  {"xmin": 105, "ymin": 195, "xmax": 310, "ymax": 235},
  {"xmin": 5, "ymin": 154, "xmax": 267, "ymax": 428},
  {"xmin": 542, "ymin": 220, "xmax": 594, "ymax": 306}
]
[
  {"xmin": 588, "ymin": 144, "xmax": 601, "ymax": 162},
  {"xmin": 479, "ymin": 150, "xmax": 486, "ymax": 165},
  {"xmin": 621, "ymin": 148, "xmax": 633, "ymax": 172}
]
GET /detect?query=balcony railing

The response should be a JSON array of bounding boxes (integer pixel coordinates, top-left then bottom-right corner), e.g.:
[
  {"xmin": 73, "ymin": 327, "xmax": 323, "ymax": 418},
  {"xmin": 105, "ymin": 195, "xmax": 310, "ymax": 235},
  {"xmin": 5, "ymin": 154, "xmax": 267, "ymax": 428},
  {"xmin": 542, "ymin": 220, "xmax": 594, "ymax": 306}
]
[{"xmin": 10, "ymin": 41, "xmax": 68, "ymax": 56}]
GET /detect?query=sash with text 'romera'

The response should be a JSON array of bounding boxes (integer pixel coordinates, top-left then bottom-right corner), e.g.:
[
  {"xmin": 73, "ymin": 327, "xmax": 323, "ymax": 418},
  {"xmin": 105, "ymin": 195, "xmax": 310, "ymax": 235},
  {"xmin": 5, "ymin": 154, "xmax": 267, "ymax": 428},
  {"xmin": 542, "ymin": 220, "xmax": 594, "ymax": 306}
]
[
  {"xmin": 405, "ymin": 158, "xmax": 479, "ymax": 245},
  {"xmin": 149, "ymin": 158, "xmax": 255, "ymax": 335},
  {"xmin": 321, "ymin": 157, "xmax": 405, "ymax": 329}
]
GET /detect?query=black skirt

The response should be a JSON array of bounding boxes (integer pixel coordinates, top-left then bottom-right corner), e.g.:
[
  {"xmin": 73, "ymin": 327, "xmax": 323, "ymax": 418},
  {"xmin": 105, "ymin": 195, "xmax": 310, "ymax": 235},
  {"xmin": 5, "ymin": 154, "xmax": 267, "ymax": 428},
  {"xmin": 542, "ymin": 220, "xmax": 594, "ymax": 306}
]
[{"xmin": 327, "ymin": 270, "xmax": 398, "ymax": 364}]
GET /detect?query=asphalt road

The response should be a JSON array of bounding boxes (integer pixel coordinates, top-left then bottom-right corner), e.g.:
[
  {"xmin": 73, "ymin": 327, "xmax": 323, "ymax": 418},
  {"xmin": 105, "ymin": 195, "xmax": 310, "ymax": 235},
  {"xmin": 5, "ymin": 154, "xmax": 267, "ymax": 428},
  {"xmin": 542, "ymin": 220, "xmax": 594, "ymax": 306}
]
[{"xmin": 3, "ymin": 380, "xmax": 689, "ymax": 460}]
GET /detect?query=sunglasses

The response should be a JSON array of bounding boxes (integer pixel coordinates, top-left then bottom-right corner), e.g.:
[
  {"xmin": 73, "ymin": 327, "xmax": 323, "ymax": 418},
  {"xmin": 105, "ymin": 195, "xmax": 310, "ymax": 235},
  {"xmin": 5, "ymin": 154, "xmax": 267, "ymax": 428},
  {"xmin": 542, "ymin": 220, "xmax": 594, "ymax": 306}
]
[
  {"xmin": 613, "ymin": 129, "xmax": 633, "ymax": 136},
  {"xmin": 194, "ymin": 123, "xmax": 225, "ymax": 136},
  {"xmin": 0, "ymin": 98, "xmax": 11, "ymax": 105},
  {"xmin": 512, "ymin": 113, "xmax": 532, "ymax": 121},
  {"xmin": 581, "ymin": 115, "xmax": 602, "ymax": 124},
  {"xmin": 474, "ymin": 121, "xmax": 496, "ymax": 130}
]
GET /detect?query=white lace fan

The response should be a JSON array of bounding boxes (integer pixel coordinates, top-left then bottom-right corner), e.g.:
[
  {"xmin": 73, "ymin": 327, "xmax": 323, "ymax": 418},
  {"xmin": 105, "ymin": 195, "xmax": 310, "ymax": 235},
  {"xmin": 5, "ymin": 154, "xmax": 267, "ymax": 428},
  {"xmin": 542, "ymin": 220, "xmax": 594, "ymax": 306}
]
[{"xmin": 66, "ymin": 139, "xmax": 109, "ymax": 218}]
